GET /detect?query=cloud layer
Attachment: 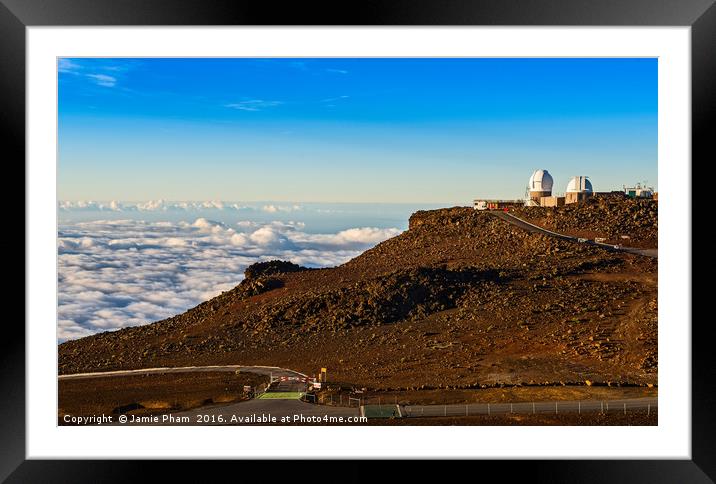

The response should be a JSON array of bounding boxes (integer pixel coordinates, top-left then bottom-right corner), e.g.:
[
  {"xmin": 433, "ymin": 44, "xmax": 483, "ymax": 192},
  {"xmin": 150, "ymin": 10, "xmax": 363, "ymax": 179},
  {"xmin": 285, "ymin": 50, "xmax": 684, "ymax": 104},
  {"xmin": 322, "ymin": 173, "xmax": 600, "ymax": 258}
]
[
  {"xmin": 58, "ymin": 218, "xmax": 401, "ymax": 341},
  {"xmin": 58, "ymin": 200, "xmax": 304, "ymax": 213}
]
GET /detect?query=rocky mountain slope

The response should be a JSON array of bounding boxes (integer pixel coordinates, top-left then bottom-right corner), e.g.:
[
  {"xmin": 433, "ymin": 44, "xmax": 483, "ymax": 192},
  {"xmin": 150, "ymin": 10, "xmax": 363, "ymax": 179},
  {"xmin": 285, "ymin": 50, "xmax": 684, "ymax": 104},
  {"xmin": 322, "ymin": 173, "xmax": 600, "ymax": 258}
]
[
  {"xmin": 59, "ymin": 204, "xmax": 658, "ymax": 390},
  {"xmin": 510, "ymin": 197, "xmax": 657, "ymax": 248}
]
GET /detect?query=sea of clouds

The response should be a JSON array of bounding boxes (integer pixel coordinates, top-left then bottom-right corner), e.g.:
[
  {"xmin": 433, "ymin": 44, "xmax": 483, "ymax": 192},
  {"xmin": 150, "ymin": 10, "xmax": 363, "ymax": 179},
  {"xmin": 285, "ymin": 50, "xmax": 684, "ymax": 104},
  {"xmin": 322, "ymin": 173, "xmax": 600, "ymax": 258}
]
[
  {"xmin": 58, "ymin": 200, "xmax": 306, "ymax": 213},
  {"xmin": 58, "ymin": 215, "xmax": 402, "ymax": 342}
]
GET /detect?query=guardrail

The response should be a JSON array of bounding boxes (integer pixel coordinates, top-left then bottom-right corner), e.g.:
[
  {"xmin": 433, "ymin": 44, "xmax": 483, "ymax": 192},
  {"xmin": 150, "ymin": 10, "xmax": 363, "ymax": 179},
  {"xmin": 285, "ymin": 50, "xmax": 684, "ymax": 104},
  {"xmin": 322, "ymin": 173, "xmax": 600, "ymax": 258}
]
[
  {"xmin": 401, "ymin": 399, "xmax": 656, "ymax": 418},
  {"xmin": 291, "ymin": 388, "xmax": 656, "ymax": 421}
]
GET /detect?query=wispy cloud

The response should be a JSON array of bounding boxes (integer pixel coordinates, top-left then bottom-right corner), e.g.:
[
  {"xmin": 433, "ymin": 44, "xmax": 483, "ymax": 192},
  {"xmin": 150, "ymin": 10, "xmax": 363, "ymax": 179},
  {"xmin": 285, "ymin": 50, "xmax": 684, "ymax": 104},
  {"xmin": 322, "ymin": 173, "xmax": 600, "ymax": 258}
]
[
  {"xmin": 58, "ymin": 59, "xmax": 139, "ymax": 88},
  {"xmin": 225, "ymin": 99, "xmax": 282, "ymax": 111},
  {"xmin": 58, "ymin": 58, "xmax": 81, "ymax": 74},
  {"xmin": 86, "ymin": 73, "xmax": 117, "ymax": 87},
  {"xmin": 100, "ymin": 64, "xmax": 133, "ymax": 73},
  {"xmin": 286, "ymin": 63, "xmax": 348, "ymax": 75},
  {"xmin": 321, "ymin": 95, "xmax": 349, "ymax": 103},
  {"xmin": 289, "ymin": 61, "xmax": 309, "ymax": 71}
]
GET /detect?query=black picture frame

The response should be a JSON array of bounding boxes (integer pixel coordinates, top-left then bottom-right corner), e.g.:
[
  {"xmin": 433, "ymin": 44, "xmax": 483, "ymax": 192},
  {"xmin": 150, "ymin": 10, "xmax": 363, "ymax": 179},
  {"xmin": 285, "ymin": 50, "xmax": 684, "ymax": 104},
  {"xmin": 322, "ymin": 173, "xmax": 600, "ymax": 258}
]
[{"xmin": 5, "ymin": 0, "xmax": 711, "ymax": 481}]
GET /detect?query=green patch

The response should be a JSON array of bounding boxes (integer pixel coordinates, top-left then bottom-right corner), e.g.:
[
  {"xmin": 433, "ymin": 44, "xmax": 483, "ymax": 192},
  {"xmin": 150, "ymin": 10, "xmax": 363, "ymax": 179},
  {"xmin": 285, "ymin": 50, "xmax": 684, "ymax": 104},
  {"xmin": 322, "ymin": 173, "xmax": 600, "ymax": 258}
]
[
  {"xmin": 362, "ymin": 404, "xmax": 401, "ymax": 418},
  {"xmin": 258, "ymin": 392, "xmax": 304, "ymax": 400}
]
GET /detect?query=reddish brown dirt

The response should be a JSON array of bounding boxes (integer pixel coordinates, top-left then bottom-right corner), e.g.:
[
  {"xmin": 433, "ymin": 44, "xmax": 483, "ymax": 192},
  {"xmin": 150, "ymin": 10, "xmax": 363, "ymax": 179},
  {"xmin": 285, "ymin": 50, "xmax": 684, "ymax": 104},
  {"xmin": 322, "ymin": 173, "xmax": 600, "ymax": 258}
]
[{"xmin": 58, "ymin": 371, "xmax": 268, "ymax": 424}]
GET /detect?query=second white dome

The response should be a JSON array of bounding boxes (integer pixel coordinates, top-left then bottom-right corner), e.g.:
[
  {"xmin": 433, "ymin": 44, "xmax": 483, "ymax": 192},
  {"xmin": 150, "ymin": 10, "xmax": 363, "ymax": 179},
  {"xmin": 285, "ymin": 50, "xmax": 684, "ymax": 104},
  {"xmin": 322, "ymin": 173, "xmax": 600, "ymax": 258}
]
[{"xmin": 566, "ymin": 176, "xmax": 593, "ymax": 193}]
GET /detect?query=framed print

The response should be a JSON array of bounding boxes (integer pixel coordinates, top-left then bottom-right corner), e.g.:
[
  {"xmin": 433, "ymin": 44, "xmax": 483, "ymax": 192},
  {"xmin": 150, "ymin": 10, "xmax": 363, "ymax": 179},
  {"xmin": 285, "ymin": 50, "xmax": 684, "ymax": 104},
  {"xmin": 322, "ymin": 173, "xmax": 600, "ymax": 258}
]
[{"xmin": 5, "ymin": 0, "xmax": 713, "ymax": 480}]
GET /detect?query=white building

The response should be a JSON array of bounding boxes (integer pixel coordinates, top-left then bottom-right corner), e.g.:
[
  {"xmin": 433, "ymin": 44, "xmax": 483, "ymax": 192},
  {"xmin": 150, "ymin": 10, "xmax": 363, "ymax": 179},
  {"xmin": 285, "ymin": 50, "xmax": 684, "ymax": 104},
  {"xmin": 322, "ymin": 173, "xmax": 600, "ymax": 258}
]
[
  {"xmin": 566, "ymin": 176, "xmax": 593, "ymax": 204},
  {"xmin": 525, "ymin": 169, "xmax": 554, "ymax": 206},
  {"xmin": 566, "ymin": 176, "xmax": 593, "ymax": 193}
]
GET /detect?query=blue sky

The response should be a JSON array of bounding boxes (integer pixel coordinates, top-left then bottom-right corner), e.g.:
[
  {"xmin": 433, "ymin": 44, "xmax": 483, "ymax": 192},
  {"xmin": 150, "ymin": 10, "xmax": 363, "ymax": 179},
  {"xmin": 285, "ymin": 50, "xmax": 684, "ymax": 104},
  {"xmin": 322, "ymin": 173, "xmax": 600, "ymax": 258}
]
[{"xmin": 58, "ymin": 58, "xmax": 657, "ymax": 203}]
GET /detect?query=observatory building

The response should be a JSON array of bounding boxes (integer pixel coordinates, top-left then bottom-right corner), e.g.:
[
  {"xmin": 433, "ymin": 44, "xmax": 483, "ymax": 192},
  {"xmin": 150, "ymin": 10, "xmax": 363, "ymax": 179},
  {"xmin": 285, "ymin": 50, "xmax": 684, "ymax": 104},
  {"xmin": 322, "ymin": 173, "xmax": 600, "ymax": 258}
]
[
  {"xmin": 528, "ymin": 169, "xmax": 553, "ymax": 198},
  {"xmin": 624, "ymin": 183, "xmax": 654, "ymax": 199},
  {"xmin": 474, "ymin": 170, "xmax": 608, "ymax": 210},
  {"xmin": 566, "ymin": 176, "xmax": 593, "ymax": 204},
  {"xmin": 526, "ymin": 169, "xmax": 553, "ymax": 205}
]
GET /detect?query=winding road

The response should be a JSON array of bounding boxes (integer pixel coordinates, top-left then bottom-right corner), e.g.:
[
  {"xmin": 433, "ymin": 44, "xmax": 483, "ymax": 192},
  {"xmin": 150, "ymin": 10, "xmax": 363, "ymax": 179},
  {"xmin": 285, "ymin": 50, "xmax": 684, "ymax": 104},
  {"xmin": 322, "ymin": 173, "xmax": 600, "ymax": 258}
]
[
  {"xmin": 58, "ymin": 364, "xmax": 300, "ymax": 381},
  {"xmin": 491, "ymin": 211, "xmax": 658, "ymax": 258}
]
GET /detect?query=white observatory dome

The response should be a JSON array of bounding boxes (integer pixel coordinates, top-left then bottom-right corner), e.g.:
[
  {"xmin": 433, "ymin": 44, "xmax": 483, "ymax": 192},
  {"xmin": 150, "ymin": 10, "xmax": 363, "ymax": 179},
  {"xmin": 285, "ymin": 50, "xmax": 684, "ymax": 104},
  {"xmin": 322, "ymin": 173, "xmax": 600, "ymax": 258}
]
[
  {"xmin": 528, "ymin": 169, "xmax": 554, "ymax": 192},
  {"xmin": 566, "ymin": 176, "xmax": 593, "ymax": 193}
]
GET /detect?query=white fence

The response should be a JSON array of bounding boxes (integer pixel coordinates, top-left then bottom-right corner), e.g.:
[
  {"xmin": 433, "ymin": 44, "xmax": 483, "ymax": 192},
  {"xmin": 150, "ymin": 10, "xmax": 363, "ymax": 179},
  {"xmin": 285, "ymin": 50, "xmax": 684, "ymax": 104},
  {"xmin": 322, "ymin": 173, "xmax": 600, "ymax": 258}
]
[{"xmin": 401, "ymin": 398, "xmax": 657, "ymax": 418}]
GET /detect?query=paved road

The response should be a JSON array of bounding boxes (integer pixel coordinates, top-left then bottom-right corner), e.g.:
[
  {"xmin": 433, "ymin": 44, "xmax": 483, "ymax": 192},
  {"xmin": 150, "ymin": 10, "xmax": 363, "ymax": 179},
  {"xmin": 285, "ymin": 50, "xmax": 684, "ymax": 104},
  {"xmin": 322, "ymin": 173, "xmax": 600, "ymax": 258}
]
[
  {"xmin": 400, "ymin": 396, "xmax": 657, "ymax": 418},
  {"xmin": 491, "ymin": 211, "xmax": 658, "ymax": 258},
  {"xmin": 58, "ymin": 364, "xmax": 305, "ymax": 381},
  {"xmin": 268, "ymin": 377, "xmax": 306, "ymax": 393}
]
